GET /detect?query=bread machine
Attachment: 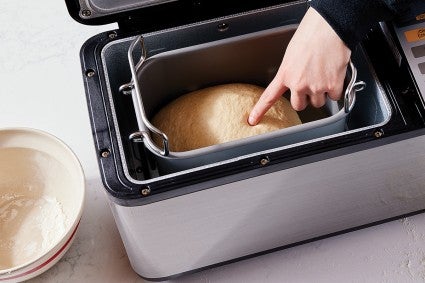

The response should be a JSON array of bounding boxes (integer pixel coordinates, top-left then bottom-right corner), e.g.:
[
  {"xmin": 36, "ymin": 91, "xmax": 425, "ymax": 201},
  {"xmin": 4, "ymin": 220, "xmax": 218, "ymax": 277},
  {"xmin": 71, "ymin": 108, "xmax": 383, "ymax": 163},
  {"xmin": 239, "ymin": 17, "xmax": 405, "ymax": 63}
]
[{"xmin": 66, "ymin": 0, "xmax": 425, "ymax": 280}]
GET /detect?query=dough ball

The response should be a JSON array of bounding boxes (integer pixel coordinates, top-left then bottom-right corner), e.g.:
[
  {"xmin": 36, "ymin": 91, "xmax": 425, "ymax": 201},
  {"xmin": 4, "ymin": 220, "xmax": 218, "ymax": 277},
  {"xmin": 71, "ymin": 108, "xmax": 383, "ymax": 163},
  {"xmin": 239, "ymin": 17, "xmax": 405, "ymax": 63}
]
[{"xmin": 151, "ymin": 83, "xmax": 301, "ymax": 152}]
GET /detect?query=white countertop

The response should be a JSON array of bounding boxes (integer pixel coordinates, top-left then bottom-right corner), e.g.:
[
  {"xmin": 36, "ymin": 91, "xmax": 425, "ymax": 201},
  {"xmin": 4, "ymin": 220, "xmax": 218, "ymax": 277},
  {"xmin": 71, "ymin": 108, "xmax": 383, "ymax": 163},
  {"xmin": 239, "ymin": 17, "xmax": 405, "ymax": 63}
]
[{"xmin": 2, "ymin": 1, "xmax": 425, "ymax": 282}]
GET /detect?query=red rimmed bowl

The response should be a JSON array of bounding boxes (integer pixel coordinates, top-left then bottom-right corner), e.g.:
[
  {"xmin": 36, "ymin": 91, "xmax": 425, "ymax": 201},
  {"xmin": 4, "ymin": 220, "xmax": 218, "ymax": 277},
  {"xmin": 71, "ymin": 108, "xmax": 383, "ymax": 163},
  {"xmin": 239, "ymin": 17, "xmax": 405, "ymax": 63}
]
[{"xmin": 0, "ymin": 128, "xmax": 85, "ymax": 282}]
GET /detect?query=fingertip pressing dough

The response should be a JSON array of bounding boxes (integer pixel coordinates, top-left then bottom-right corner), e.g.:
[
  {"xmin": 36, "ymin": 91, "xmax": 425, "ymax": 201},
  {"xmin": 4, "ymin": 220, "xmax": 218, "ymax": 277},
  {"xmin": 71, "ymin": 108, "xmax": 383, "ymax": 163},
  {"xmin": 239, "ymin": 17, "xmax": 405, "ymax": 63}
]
[{"xmin": 152, "ymin": 83, "xmax": 302, "ymax": 152}]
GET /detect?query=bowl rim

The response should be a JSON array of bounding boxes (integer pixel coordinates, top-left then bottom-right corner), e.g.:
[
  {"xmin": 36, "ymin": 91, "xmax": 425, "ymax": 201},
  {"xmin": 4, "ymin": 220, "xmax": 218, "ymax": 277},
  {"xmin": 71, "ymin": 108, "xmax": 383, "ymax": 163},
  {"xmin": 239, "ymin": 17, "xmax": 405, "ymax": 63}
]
[
  {"xmin": 0, "ymin": 127, "xmax": 85, "ymax": 278},
  {"xmin": 0, "ymin": 221, "xmax": 81, "ymax": 282}
]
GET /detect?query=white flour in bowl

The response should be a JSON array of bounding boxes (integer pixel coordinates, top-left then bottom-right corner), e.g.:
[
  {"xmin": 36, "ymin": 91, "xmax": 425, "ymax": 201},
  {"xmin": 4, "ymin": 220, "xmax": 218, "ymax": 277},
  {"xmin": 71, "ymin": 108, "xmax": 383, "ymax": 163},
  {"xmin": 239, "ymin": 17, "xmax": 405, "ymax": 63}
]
[{"xmin": 0, "ymin": 148, "xmax": 70, "ymax": 270}]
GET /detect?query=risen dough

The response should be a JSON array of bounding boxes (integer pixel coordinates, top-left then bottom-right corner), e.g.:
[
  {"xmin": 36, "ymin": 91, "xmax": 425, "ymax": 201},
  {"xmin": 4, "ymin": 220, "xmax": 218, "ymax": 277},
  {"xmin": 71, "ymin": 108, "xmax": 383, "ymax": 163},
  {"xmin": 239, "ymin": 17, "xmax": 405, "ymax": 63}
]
[{"xmin": 152, "ymin": 83, "xmax": 301, "ymax": 152}]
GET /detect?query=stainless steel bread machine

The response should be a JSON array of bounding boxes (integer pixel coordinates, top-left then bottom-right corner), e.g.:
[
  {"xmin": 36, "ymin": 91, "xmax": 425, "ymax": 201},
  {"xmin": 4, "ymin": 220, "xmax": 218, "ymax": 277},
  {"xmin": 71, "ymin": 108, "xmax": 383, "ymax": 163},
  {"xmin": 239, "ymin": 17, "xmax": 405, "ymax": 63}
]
[{"xmin": 66, "ymin": 0, "xmax": 425, "ymax": 280}]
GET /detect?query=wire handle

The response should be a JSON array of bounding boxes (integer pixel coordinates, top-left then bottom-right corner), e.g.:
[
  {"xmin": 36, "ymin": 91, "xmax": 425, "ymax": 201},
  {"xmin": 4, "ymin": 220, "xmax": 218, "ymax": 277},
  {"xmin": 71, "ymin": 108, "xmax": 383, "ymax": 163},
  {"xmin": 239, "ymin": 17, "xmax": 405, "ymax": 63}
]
[
  {"xmin": 119, "ymin": 35, "xmax": 170, "ymax": 156},
  {"xmin": 344, "ymin": 60, "xmax": 366, "ymax": 113}
]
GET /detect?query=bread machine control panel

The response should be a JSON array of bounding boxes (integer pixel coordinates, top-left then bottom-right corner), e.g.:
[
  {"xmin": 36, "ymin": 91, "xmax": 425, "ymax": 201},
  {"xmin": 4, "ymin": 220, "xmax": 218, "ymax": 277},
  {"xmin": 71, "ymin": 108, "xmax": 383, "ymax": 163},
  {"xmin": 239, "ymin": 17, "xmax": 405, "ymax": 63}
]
[{"xmin": 393, "ymin": 4, "xmax": 425, "ymax": 100}]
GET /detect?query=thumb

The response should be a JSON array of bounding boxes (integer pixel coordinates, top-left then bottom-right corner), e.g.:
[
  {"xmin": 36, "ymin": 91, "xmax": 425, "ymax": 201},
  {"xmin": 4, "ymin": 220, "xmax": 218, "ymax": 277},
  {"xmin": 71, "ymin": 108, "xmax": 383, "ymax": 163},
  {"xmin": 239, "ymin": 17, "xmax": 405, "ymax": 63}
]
[{"xmin": 248, "ymin": 80, "xmax": 289, "ymax": 126}]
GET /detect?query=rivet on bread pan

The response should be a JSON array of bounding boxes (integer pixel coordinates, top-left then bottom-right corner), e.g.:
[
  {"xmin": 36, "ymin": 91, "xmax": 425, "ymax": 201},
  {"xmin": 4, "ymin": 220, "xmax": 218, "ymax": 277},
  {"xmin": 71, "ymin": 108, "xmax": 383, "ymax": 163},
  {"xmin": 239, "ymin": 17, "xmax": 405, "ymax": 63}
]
[
  {"xmin": 100, "ymin": 148, "xmax": 111, "ymax": 158},
  {"xmin": 141, "ymin": 187, "xmax": 151, "ymax": 196},
  {"xmin": 119, "ymin": 82, "xmax": 134, "ymax": 95},
  {"xmin": 260, "ymin": 157, "xmax": 270, "ymax": 166},
  {"xmin": 81, "ymin": 10, "xmax": 91, "ymax": 17}
]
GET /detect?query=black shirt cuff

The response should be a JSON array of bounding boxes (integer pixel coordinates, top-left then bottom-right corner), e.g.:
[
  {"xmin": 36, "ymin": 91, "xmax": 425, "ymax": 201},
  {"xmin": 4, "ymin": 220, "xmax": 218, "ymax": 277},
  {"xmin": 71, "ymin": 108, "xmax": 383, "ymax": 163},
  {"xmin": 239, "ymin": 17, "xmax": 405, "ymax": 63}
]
[{"xmin": 309, "ymin": 0, "xmax": 400, "ymax": 50}]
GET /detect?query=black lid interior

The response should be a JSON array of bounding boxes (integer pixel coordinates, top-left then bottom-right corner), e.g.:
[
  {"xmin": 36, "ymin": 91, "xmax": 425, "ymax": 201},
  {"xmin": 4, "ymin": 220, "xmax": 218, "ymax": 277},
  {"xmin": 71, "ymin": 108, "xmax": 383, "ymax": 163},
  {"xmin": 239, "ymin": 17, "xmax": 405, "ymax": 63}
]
[
  {"xmin": 68, "ymin": 0, "xmax": 177, "ymax": 22},
  {"xmin": 65, "ymin": 0, "xmax": 298, "ymax": 27}
]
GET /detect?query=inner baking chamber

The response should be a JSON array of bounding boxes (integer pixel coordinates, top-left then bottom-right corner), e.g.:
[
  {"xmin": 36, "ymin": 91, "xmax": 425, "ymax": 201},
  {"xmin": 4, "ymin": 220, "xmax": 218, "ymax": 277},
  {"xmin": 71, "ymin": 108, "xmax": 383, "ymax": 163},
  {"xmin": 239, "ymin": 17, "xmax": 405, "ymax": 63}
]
[{"xmin": 102, "ymin": 25, "xmax": 390, "ymax": 180}]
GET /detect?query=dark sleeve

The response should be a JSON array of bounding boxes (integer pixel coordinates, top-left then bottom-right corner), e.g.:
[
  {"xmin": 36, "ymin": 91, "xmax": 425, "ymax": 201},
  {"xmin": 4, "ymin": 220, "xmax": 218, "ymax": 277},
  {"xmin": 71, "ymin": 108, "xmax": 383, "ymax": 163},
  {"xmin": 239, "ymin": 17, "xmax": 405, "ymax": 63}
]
[{"xmin": 309, "ymin": 0, "xmax": 412, "ymax": 50}]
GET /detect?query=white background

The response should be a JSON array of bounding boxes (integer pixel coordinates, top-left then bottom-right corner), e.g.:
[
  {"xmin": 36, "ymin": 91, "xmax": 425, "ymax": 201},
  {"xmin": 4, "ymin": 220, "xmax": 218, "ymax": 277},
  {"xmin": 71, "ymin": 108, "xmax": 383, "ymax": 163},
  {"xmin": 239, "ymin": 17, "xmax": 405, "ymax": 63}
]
[{"xmin": 2, "ymin": 1, "xmax": 425, "ymax": 282}]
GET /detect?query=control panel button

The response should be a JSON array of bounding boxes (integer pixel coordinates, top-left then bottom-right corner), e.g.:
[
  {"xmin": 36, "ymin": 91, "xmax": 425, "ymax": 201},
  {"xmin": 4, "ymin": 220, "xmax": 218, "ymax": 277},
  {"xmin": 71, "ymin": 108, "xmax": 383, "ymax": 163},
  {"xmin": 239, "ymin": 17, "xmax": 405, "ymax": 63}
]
[
  {"xmin": 412, "ymin": 44, "xmax": 425, "ymax": 58},
  {"xmin": 419, "ymin": 62, "xmax": 425, "ymax": 74}
]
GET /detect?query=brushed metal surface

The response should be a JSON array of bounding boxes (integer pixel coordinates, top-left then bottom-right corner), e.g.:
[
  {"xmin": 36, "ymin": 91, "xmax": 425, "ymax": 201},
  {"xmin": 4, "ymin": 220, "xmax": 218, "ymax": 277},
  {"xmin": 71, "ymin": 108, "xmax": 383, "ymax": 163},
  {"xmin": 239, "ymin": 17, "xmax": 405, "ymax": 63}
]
[{"xmin": 110, "ymin": 134, "xmax": 425, "ymax": 279}]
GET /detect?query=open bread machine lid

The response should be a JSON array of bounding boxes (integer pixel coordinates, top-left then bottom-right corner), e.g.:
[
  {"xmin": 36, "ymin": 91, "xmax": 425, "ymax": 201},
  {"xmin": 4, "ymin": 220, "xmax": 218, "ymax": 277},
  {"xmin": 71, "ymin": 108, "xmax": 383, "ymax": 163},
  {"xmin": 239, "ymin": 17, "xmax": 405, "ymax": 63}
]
[{"xmin": 64, "ymin": 0, "xmax": 302, "ymax": 26}]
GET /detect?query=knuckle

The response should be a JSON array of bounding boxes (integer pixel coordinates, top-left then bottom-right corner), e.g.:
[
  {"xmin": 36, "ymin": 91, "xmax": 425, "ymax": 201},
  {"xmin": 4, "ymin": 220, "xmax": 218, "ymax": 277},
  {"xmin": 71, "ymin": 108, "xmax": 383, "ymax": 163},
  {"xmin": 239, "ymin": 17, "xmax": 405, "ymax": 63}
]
[
  {"xmin": 291, "ymin": 84, "xmax": 307, "ymax": 94},
  {"xmin": 326, "ymin": 81, "xmax": 339, "ymax": 92},
  {"xmin": 310, "ymin": 85, "xmax": 321, "ymax": 95}
]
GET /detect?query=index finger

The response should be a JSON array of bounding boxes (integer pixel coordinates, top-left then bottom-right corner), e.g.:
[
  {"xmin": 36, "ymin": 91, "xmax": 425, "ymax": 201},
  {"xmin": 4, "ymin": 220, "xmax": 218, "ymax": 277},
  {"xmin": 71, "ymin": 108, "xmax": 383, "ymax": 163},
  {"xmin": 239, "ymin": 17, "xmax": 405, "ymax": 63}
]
[{"xmin": 248, "ymin": 80, "xmax": 289, "ymax": 126}]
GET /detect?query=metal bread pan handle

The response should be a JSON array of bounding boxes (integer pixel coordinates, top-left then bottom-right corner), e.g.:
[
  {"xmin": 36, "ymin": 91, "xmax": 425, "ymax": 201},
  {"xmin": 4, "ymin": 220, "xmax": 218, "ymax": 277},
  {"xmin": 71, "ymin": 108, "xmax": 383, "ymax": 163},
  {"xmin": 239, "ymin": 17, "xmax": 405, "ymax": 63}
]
[
  {"xmin": 344, "ymin": 60, "xmax": 366, "ymax": 113},
  {"xmin": 119, "ymin": 35, "xmax": 170, "ymax": 156}
]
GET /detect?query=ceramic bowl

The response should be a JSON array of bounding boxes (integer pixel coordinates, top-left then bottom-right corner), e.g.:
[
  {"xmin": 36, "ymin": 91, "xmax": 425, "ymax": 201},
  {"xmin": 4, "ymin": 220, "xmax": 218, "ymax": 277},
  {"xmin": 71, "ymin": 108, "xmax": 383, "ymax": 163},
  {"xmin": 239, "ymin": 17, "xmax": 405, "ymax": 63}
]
[{"xmin": 0, "ymin": 128, "xmax": 85, "ymax": 282}]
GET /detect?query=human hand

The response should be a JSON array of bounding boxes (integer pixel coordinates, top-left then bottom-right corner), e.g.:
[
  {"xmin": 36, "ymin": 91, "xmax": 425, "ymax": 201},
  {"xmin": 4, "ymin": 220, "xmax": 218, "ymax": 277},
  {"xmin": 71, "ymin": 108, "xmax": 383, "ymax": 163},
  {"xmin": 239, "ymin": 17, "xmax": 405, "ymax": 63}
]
[{"xmin": 248, "ymin": 7, "xmax": 351, "ymax": 126}]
